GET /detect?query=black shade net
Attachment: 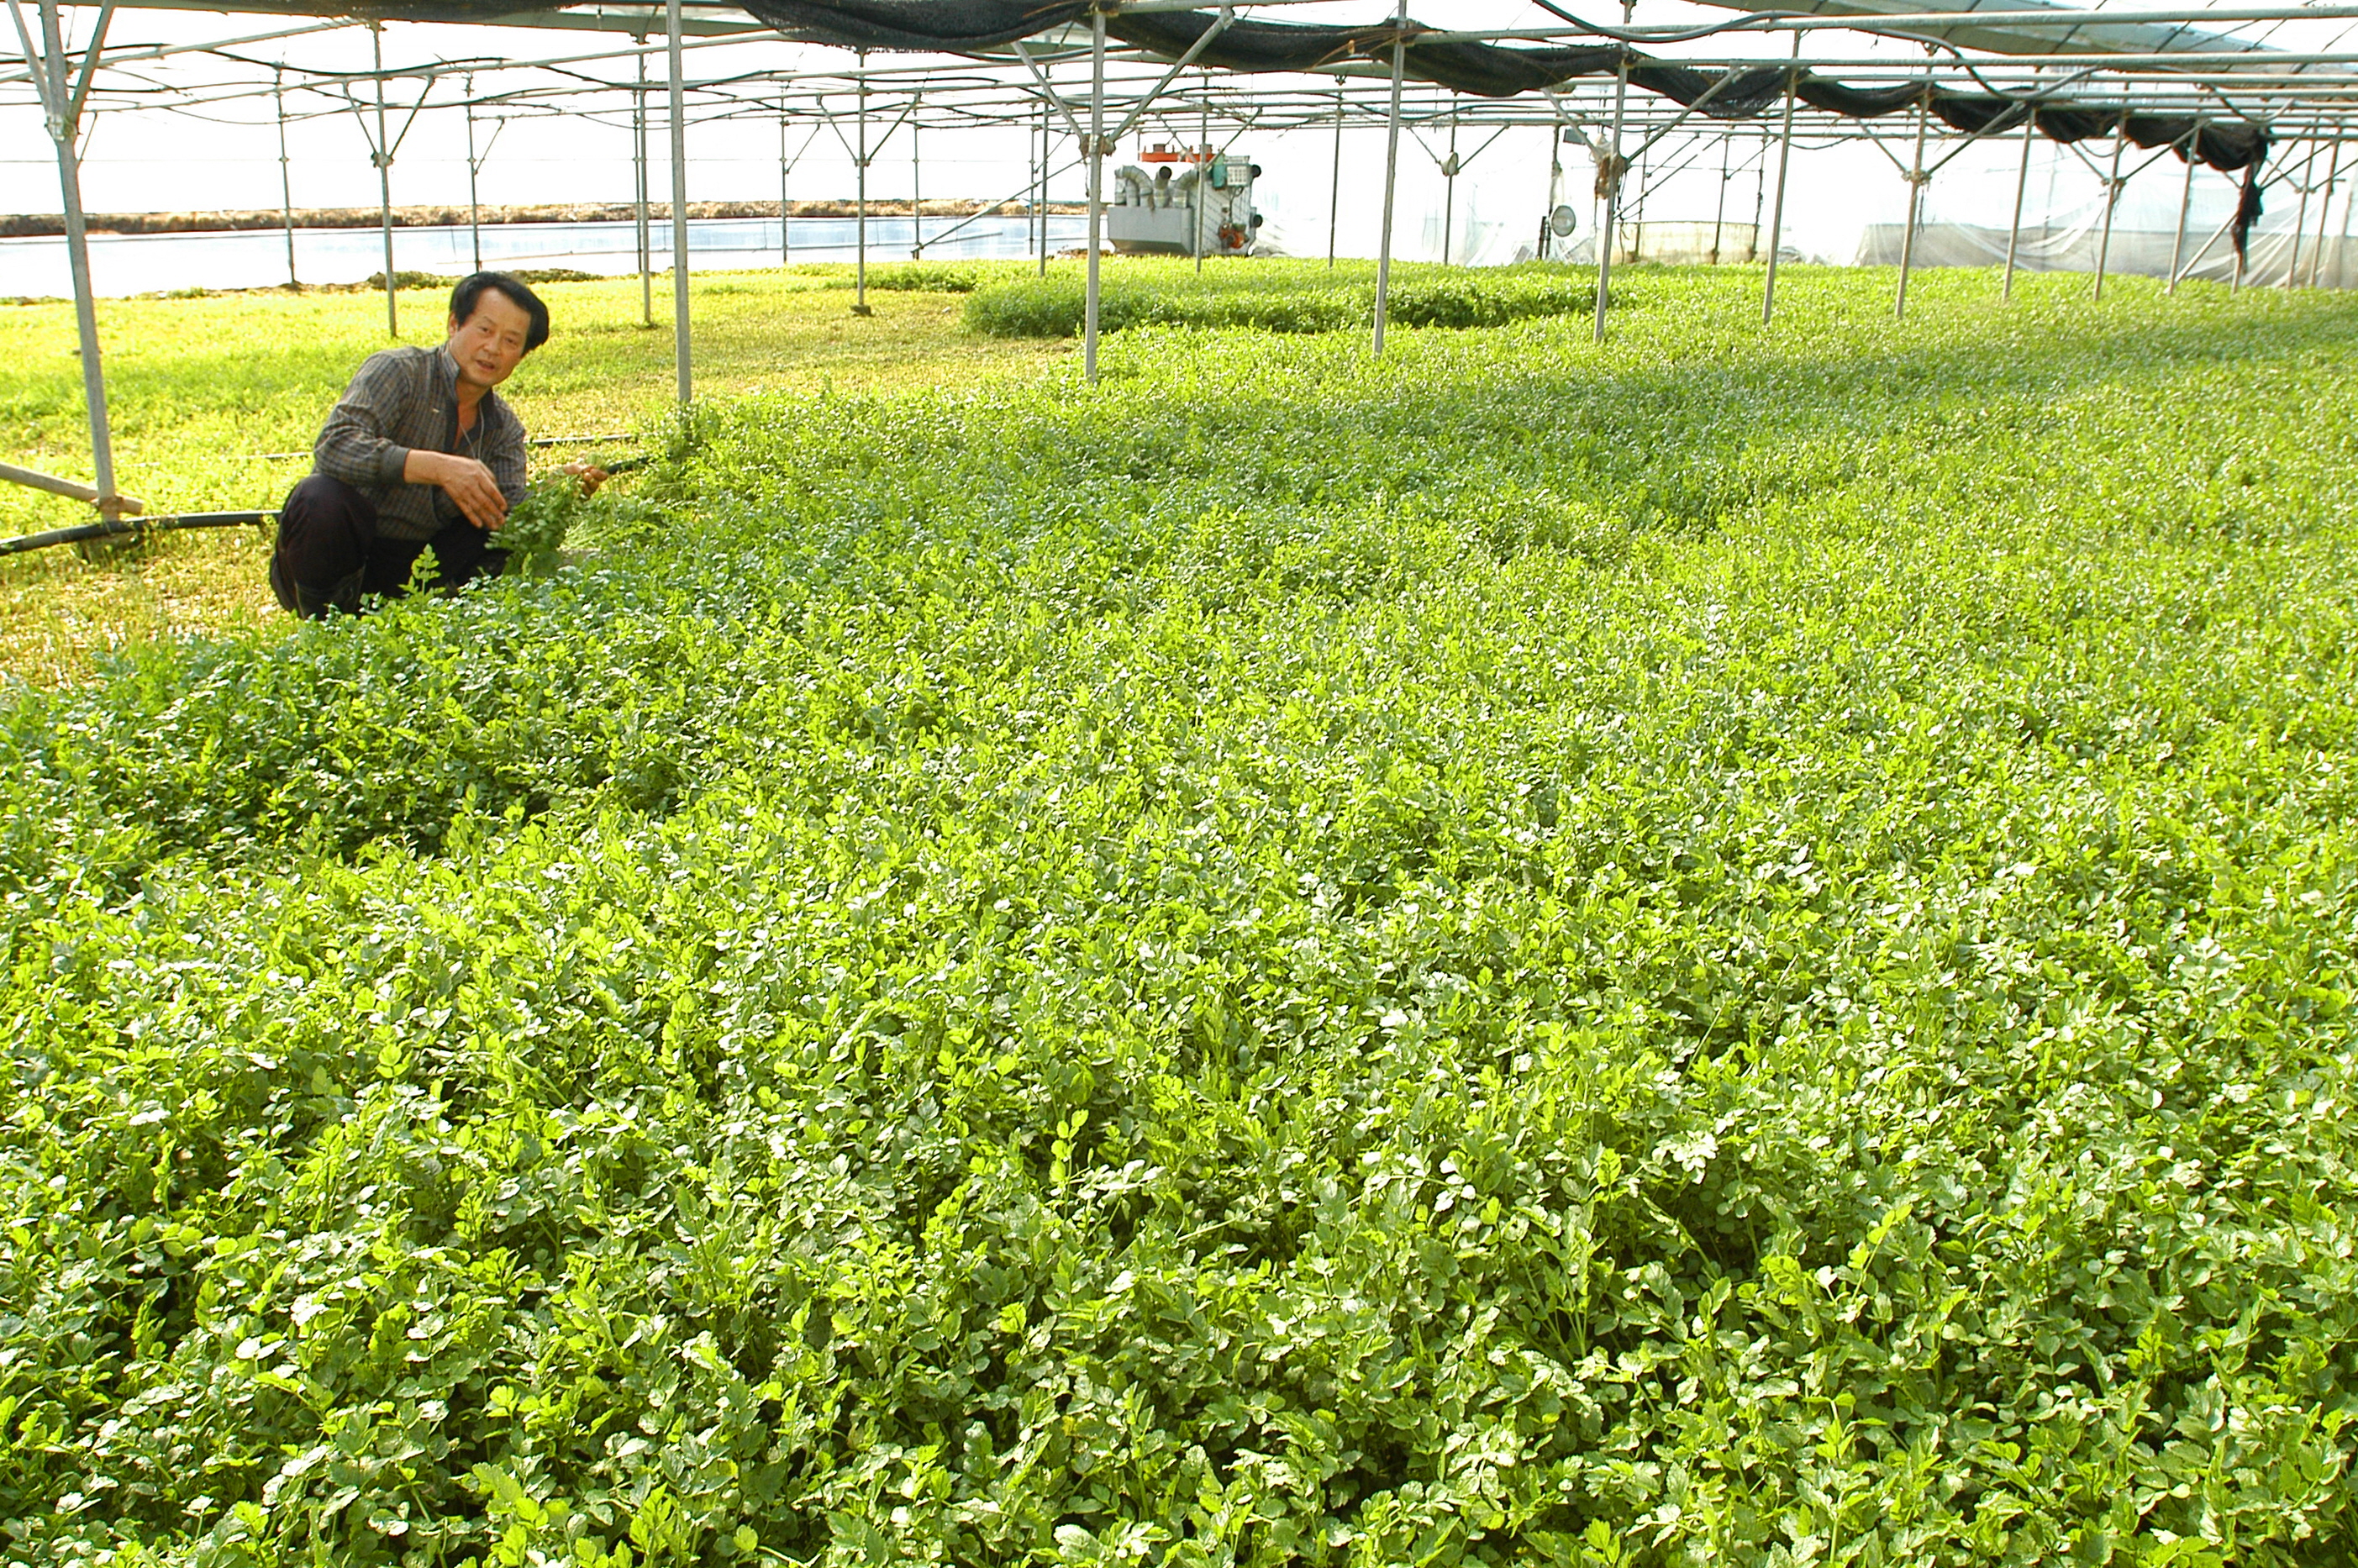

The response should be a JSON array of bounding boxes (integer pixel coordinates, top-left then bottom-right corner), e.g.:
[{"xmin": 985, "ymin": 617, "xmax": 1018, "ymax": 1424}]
[
  {"xmin": 1105, "ymin": 10, "xmax": 1380, "ymax": 73},
  {"xmin": 743, "ymin": 3, "xmax": 2271, "ymax": 255},
  {"xmin": 738, "ymin": 1, "xmax": 2270, "ymax": 173},
  {"xmin": 732, "ymin": 0, "xmax": 1082, "ymax": 50},
  {"xmin": 222, "ymin": 0, "xmax": 2265, "ymax": 261}
]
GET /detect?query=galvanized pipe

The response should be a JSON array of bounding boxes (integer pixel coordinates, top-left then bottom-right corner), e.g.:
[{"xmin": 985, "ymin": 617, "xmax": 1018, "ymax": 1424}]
[
  {"xmin": 855, "ymin": 61, "xmax": 871, "ymax": 312},
  {"xmin": 464, "ymin": 73, "xmax": 482, "ymax": 274},
  {"xmin": 1545, "ymin": 119, "xmax": 1567, "ymax": 260},
  {"xmin": 371, "ymin": 24, "xmax": 395, "ymax": 337},
  {"xmin": 2334, "ymin": 156, "xmax": 2357, "ymax": 287},
  {"xmin": 2093, "ymin": 115, "xmax": 2125, "ymax": 299},
  {"xmin": 2003, "ymin": 91, "xmax": 2036, "ymax": 299},
  {"xmin": 1894, "ymin": 90, "xmax": 1930, "ymax": 319},
  {"xmin": 1196, "ymin": 73, "xmax": 1208, "ymax": 273},
  {"xmin": 1595, "ymin": 19, "xmax": 1631, "ymax": 343},
  {"xmin": 635, "ymin": 47, "xmax": 650, "ymax": 326},
  {"xmin": 2306, "ymin": 138, "xmax": 2341, "ymax": 286},
  {"xmin": 667, "ymin": 0, "xmax": 690, "ymax": 403},
  {"xmin": 1763, "ymin": 43, "xmax": 1798, "ymax": 324},
  {"xmin": 1709, "ymin": 130, "xmax": 1731, "ymax": 262},
  {"xmin": 2166, "ymin": 124, "xmax": 2197, "ymax": 293},
  {"xmin": 1, "ymin": 456, "xmax": 140, "ymax": 511},
  {"xmin": 1442, "ymin": 113, "xmax": 1459, "ymax": 266},
  {"xmin": 32, "ymin": 0, "xmax": 118, "ymax": 514},
  {"xmin": 1329, "ymin": 86, "xmax": 1344, "ymax": 268},
  {"xmin": 274, "ymin": 65, "xmax": 297, "ymax": 287},
  {"xmin": 1373, "ymin": 0, "xmax": 1407, "ymax": 355},
  {"xmin": 2285, "ymin": 140, "xmax": 2315, "ymax": 287},
  {"xmin": 1084, "ymin": 8, "xmax": 1106, "ymax": 380}
]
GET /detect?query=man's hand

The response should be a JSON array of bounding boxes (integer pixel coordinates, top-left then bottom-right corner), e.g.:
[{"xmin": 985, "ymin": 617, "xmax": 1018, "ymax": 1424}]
[
  {"xmin": 403, "ymin": 449, "xmax": 508, "ymax": 531},
  {"xmin": 561, "ymin": 460, "xmax": 609, "ymax": 497}
]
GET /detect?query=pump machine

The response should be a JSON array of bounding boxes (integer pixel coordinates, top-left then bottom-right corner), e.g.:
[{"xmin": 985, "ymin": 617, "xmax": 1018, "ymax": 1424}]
[{"xmin": 1108, "ymin": 140, "xmax": 1263, "ymax": 257}]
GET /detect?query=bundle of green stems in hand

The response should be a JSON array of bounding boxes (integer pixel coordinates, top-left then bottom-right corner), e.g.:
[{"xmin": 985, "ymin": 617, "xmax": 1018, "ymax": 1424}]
[{"xmin": 492, "ymin": 477, "xmax": 592, "ymax": 571}]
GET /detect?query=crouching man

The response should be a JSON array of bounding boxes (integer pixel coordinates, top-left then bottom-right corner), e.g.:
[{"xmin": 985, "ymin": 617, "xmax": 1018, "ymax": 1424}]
[{"xmin": 271, "ymin": 271, "xmax": 570, "ymax": 617}]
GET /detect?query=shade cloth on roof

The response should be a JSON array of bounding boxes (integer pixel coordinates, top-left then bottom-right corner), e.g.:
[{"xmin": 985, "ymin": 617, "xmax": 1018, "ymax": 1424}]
[
  {"xmin": 736, "ymin": 3, "xmax": 2269, "ymax": 178},
  {"xmin": 740, "ymin": 0, "xmax": 1084, "ymax": 50},
  {"xmin": 1103, "ymin": 10, "xmax": 1373, "ymax": 73},
  {"xmin": 723, "ymin": 1, "xmax": 2278, "ymax": 266},
  {"xmin": 1625, "ymin": 64, "xmax": 1791, "ymax": 118}
]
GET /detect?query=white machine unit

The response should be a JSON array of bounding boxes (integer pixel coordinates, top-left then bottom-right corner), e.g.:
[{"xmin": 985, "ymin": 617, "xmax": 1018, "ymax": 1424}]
[{"xmin": 1108, "ymin": 141, "xmax": 1261, "ymax": 257}]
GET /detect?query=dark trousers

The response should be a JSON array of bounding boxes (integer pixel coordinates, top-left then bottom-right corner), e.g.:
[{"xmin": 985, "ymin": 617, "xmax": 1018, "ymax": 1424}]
[{"xmin": 269, "ymin": 474, "xmax": 506, "ymax": 618}]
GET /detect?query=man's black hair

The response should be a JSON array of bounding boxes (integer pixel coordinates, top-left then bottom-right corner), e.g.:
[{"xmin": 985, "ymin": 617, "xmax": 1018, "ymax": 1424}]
[{"xmin": 450, "ymin": 271, "xmax": 550, "ymax": 353}]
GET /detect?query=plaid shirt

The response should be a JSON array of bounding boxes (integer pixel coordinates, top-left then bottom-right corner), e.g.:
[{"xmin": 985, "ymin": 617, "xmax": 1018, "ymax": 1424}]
[{"xmin": 312, "ymin": 345, "xmax": 528, "ymax": 542}]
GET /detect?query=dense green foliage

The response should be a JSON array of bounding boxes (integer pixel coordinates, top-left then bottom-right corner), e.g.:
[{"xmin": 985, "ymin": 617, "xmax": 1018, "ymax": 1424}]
[
  {"xmin": 4, "ymin": 267, "xmax": 2358, "ymax": 1567},
  {"xmin": 863, "ymin": 263, "xmax": 986, "ymax": 295},
  {"xmin": 962, "ymin": 262, "xmax": 1602, "ymax": 337},
  {"xmin": 491, "ymin": 479, "xmax": 593, "ymax": 573}
]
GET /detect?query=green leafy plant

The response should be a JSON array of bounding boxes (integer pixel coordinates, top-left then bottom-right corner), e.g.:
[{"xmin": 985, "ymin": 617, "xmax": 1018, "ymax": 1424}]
[
  {"xmin": 961, "ymin": 261, "xmax": 1608, "ymax": 337},
  {"xmin": 3, "ymin": 264, "xmax": 2357, "ymax": 1567},
  {"xmin": 866, "ymin": 260, "xmax": 984, "ymax": 293},
  {"xmin": 492, "ymin": 476, "xmax": 590, "ymax": 571}
]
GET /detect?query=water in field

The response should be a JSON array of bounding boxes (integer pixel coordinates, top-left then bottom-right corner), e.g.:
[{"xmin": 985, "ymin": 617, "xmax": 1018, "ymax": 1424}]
[{"xmin": 0, "ymin": 213, "xmax": 1092, "ymax": 298}]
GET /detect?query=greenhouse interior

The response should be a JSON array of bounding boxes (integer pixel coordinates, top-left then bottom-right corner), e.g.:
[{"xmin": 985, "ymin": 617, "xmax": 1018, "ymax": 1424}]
[{"xmin": 6, "ymin": 0, "xmax": 2358, "ymax": 1564}]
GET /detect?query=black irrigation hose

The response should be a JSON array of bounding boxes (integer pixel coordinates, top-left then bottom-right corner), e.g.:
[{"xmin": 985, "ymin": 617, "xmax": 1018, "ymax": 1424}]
[
  {"xmin": 0, "ymin": 511, "xmax": 274, "ymax": 559},
  {"xmin": 1, "ymin": 455, "xmax": 653, "ymax": 560}
]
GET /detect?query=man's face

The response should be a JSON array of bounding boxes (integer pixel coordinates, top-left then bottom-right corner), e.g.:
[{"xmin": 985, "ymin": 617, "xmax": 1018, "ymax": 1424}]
[{"xmin": 445, "ymin": 289, "xmax": 532, "ymax": 393}]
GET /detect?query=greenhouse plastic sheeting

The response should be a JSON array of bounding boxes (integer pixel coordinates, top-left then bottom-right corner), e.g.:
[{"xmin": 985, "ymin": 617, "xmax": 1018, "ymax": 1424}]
[{"xmin": 1856, "ymin": 218, "xmax": 2337, "ymax": 287}]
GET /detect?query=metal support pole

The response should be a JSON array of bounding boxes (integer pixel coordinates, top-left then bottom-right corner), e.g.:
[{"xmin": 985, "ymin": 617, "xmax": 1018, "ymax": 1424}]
[
  {"xmin": 274, "ymin": 66, "xmax": 297, "ymax": 288},
  {"xmin": 1039, "ymin": 95, "xmax": 1050, "ymax": 276},
  {"xmin": 635, "ymin": 46, "xmax": 650, "ymax": 326},
  {"xmin": 2306, "ymin": 139, "xmax": 2340, "ymax": 287},
  {"xmin": 910, "ymin": 102, "xmax": 923, "ymax": 260},
  {"xmin": 2285, "ymin": 142, "xmax": 2313, "ymax": 288},
  {"xmin": 2093, "ymin": 117, "xmax": 2125, "ymax": 301},
  {"xmin": 1895, "ymin": 92, "xmax": 1929, "ymax": 320},
  {"xmin": 666, "ymin": 0, "xmax": 690, "ymax": 404},
  {"xmin": 2334, "ymin": 155, "xmax": 2356, "ymax": 290},
  {"xmin": 632, "ymin": 50, "xmax": 650, "ymax": 328},
  {"xmin": 778, "ymin": 97, "xmax": 791, "ymax": 266},
  {"xmin": 1196, "ymin": 75, "xmax": 1208, "ymax": 274},
  {"xmin": 1373, "ymin": 0, "xmax": 1407, "ymax": 355},
  {"xmin": 1763, "ymin": 37, "xmax": 1797, "ymax": 324},
  {"xmin": 855, "ymin": 59, "xmax": 871, "ymax": 313},
  {"xmin": 30, "ymin": 0, "xmax": 120, "ymax": 515},
  {"xmin": 1628, "ymin": 131, "xmax": 1653, "ymax": 258},
  {"xmin": 371, "ymin": 24, "xmax": 396, "ymax": 337},
  {"xmin": 2167, "ymin": 126, "xmax": 2197, "ymax": 295},
  {"xmin": 1594, "ymin": 17, "xmax": 1630, "ymax": 344},
  {"xmin": 1084, "ymin": 8, "xmax": 1107, "ymax": 380},
  {"xmin": 1190, "ymin": 145, "xmax": 1203, "ymax": 270},
  {"xmin": 1746, "ymin": 128, "xmax": 1766, "ymax": 259},
  {"xmin": 1328, "ymin": 86, "xmax": 1344, "ymax": 268},
  {"xmin": 464, "ymin": 73, "xmax": 482, "ymax": 275},
  {"xmin": 1545, "ymin": 122, "xmax": 1566, "ymax": 260},
  {"xmin": 2003, "ymin": 94, "xmax": 2036, "ymax": 300},
  {"xmin": 2173, "ymin": 205, "xmax": 2240, "ymax": 292},
  {"xmin": 1442, "ymin": 114, "xmax": 1459, "ymax": 267},
  {"xmin": 1709, "ymin": 131, "xmax": 1730, "ymax": 264}
]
